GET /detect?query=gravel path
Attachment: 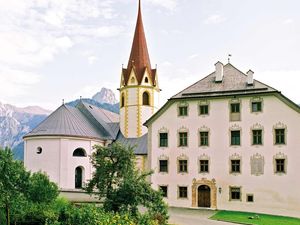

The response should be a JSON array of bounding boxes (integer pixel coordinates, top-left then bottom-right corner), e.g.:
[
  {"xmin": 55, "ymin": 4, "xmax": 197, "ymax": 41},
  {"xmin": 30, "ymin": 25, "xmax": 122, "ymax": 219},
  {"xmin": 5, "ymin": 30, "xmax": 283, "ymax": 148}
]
[{"xmin": 168, "ymin": 207, "xmax": 236, "ymax": 225}]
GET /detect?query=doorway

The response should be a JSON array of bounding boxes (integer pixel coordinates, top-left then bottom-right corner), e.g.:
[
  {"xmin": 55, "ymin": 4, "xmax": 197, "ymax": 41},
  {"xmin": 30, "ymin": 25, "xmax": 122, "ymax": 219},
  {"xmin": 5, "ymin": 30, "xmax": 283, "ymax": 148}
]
[
  {"xmin": 198, "ymin": 185, "xmax": 211, "ymax": 207},
  {"xmin": 75, "ymin": 166, "xmax": 83, "ymax": 189}
]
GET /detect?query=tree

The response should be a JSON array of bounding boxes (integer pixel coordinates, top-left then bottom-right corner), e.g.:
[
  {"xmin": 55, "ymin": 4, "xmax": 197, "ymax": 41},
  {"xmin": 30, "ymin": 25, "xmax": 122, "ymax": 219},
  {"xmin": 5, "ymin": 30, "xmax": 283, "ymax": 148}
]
[
  {"xmin": 0, "ymin": 147, "xmax": 30, "ymax": 225},
  {"xmin": 27, "ymin": 171, "xmax": 59, "ymax": 204},
  {"xmin": 0, "ymin": 148, "xmax": 59, "ymax": 225},
  {"xmin": 21, "ymin": 172, "xmax": 59, "ymax": 224},
  {"xmin": 86, "ymin": 142, "xmax": 169, "ymax": 225}
]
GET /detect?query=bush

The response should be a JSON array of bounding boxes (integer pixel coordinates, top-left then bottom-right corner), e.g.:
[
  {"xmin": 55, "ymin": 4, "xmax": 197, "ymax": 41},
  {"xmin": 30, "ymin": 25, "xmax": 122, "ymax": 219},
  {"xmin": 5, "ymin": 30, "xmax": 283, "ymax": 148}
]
[{"xmin": 54, "ymin": 201, "xmax": 136, "ymax": 225}]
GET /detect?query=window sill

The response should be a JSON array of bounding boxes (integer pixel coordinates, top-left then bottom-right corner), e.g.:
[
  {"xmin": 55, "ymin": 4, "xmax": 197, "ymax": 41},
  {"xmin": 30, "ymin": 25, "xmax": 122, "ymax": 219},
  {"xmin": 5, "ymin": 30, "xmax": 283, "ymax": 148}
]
[
  {"xmin": 178, "ymin": 172, "xmax": 188, "ymax": 175},
  {"xmin": 230, "ymin": 172, "xmax": 241, "ymax": 176}
]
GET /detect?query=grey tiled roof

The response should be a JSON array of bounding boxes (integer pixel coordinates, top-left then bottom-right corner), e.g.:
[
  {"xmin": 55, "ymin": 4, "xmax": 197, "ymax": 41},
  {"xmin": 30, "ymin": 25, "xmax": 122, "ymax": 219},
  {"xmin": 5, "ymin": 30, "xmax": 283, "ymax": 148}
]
[
  {"xmin": 24, "ymin": 101, "xmax": 148, "ymax": 155},
  {"xmin": 172, "ymin": 63, "xmax": 278, "ymax": 99},
  {"xmin": 24, "ymin": 104, "xmax": 107, "ymax": 140},
  {"xmin": 78, "ymin": 102, "xmax": 119, "ymax": 139},
  {"xmin": 115, "ymin": 131, "xmax": 147, "ymax": 155}
]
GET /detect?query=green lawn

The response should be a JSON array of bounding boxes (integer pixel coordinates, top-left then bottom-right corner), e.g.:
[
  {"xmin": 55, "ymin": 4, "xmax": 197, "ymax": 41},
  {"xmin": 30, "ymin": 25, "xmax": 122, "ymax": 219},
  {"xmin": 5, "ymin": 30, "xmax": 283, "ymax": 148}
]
[{"xmin": 210, "ymin": 210, "xmax": 300, "ymax": 225}]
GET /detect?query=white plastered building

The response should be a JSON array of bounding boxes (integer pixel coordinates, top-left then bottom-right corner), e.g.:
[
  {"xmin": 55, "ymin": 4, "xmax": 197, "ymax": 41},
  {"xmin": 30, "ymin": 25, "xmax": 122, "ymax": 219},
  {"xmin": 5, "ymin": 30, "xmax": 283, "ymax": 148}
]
[
  {"xmin": 24, "ymin": 0, "xmax": 300, "ymax": 217},
  {"xmin": 145, "ymin": 62, "xmax": 300, "ymax": 218}
]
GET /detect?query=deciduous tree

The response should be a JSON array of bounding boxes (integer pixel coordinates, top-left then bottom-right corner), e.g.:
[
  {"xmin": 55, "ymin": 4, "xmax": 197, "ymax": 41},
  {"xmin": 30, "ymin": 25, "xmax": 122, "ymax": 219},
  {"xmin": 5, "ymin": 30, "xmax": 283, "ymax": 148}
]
[
  {"xmin": 0, "ymin": 147, "xmax": 30, "ymax": 225},
  {"xmin": 86, "ymin": 142, "xmax": 168, "ymax": 224}
]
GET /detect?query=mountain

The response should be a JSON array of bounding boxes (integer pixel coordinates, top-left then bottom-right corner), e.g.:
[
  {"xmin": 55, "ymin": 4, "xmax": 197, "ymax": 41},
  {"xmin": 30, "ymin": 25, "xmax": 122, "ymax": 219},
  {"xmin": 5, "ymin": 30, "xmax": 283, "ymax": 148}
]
[
  {"xmin": 92, "ymin": 87, "xmax": 118, "ymax": 105},
  {"xmin": 0, "ymin": 87, "xmax": 119, "ymax": 160},
  {"xmin": 0, "ymin": 102, "xmax": 50, "ymax": 160}
]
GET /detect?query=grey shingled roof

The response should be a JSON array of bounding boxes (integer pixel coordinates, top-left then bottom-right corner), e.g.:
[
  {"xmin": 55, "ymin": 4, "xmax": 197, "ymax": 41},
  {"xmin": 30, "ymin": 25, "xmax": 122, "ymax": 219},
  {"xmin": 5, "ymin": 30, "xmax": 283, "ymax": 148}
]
[
  {"xmin": 77, "ymin": 101, "xmax": 119, "ymax": 139},
  {"xmin": 24, "ymin": 101, "xmax": 148, "ymax": 155},
  {"xmin": 24, "ymin": 104, "xmax": 108, "ymax": 140},
  {"xmin": 115, "ymin": 132, "xmax": 147, "ymax": 155},
  {"xmin": 172, "ymin": 63, "xmax": 278, "ymax": 99}
]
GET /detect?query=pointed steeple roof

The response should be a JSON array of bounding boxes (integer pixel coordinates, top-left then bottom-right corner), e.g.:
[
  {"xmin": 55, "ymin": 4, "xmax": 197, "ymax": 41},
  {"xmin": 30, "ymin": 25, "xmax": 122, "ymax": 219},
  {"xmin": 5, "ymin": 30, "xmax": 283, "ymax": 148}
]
[{"xmin": 123, "ymin": 0, "xmax": 156, "ymax": 85}]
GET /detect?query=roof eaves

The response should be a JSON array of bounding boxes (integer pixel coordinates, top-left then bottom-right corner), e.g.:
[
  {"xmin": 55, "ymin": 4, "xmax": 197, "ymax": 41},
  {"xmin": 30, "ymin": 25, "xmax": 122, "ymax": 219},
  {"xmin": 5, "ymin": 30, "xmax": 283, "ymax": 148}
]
[
  {"xmin": 144, "ymin": 99, "xmax": 174, "ymax": 127},
  {"xmin": 172, "ymin": 90, "xmax": 279, "ymax": 101},
  {"xmin": 180, "ymin": 87, "xmax": 272, "ymax": 97},
  {"xmin": 23, "ymin": 133, "xmax": 104, "ymax": 141},
  {"xmin": 275, "ymin": 92, "xmax": 300, "ymax": 113}
]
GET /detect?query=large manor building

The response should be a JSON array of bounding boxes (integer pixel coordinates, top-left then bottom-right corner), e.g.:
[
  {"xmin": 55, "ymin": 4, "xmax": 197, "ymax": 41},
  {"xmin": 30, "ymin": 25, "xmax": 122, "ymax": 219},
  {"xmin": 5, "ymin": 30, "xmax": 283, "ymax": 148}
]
[{"xmin": 24, "ymin": 1, "xmax": 300, "ymax": 218}]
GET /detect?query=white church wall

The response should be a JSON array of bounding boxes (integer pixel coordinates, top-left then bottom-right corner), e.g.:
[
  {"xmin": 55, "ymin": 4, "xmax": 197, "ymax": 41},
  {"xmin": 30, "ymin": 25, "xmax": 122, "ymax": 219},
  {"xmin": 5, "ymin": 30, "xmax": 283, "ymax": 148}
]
[
  {"xmin": 25, "ymin": 138, "xmax": 60, "ymax": 185},
  {"xmin": 149, "ymin": 94, "xmax": 300, "ymax": 217},
  {"xmin": 25, "ymin": 136, "xmax": 104, "ymax": 190},
  {"xmin": 127, "ymin": 106, "xmax": 138, "ymax": 137},
  {"xmin": 153, "ymin": 90, "xmax": 160, "ymax": 111},
  {"xmin": 119, "ymin": 106, "xmax": 126, "ymax": 137},
  {"xmin": 141, "ymin": 106, "xmax": 153, "ymax": 136}
]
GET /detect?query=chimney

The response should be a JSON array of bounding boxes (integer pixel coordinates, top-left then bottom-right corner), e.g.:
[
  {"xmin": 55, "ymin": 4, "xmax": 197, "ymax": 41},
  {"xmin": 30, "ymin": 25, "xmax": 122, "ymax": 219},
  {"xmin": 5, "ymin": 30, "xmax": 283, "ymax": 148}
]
[
  {"xmin": 247, "ymin": 70, "xmax": 254, "ymax": 86},
  {"xmin": 215, "ymin": 61, "xmax": 224, "ymax": 82}
]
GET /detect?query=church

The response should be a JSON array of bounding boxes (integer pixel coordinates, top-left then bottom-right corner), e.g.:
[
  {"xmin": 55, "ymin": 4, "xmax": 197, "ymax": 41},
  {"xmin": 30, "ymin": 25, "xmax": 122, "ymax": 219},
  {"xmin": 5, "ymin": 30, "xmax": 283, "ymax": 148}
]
[{"xmin": 24, "ymin": 1, "xmax": 300, "ymax": 218}]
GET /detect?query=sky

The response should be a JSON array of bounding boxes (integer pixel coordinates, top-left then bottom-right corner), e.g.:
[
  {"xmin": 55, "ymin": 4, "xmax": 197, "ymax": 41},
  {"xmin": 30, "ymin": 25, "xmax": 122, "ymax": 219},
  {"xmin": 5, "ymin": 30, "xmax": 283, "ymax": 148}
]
[{"xmin": 0, "ymin": 0, "xmax": 299, "ymax": 110}]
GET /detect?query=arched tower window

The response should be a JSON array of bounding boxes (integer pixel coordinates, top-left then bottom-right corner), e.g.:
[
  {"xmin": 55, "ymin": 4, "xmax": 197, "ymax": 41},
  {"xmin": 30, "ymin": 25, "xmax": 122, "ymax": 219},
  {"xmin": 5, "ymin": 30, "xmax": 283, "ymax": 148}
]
[
  {"xmin": 73, "ymin": 148, "xmax": 87, "ymax": 157},
  {"xmin": 145, "ymin": 77, "xmax": 149, "ymax": 83},
  {"xmin": 75, "ymin": 166, "xmax": 84, "ymax": 189},
  {"xmin": 143, "ymin": 92, "xmax": 150, "ymax": 105},
  {"xmin": 121, "ymin": 93, "xmax": 125, "ymax": 108}
]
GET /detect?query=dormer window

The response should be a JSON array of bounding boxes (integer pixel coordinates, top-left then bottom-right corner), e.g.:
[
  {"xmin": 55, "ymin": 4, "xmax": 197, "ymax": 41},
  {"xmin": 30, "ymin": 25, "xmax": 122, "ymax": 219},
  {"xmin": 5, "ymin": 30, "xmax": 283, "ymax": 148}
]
[{"xmin": 131, "ymin": 77, "xmax": 135, "ymax": 84}]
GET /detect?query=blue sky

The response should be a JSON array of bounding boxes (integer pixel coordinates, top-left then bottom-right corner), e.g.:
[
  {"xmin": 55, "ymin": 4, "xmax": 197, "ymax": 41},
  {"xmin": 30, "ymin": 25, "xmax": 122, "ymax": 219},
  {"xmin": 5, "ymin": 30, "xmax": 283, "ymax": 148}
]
[{"xmin": 0, "ymin": 0, "xmax": 299, "ymax": 110}]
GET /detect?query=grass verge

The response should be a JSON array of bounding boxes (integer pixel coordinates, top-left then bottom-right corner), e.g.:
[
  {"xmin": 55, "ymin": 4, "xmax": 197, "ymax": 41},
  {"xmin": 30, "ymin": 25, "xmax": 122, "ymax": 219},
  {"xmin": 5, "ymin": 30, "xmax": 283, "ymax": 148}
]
[{"xmin": 210, "ymin": 210, "xmax": 300, "ymax": 225}]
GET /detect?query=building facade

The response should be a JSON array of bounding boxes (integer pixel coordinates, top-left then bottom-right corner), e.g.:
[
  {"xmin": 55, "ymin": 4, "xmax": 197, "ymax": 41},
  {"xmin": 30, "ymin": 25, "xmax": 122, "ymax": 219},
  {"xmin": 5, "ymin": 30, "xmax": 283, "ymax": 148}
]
[
  {"xmin": 24, "ymin": 0, "xmax": 300, "ymax": 217},
  {"xmin": 145, "ymin": 62, "xmax": 300, "ymax": 217},
  {"xmin": 24, "ymin": 1, "xmax": 154, "ymax": 201}
]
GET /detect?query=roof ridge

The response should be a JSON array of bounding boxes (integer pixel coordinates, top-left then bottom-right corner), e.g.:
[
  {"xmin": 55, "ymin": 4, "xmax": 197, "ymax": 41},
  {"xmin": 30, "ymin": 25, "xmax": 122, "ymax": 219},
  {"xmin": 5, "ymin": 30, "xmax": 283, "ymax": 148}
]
[
  {"xmin": 64, "ymin": 105, "xmax": 95, "ymax": 136},
  {"xmin": 171, "ymin": 71, "xmax": 214, "ymax": 99}
]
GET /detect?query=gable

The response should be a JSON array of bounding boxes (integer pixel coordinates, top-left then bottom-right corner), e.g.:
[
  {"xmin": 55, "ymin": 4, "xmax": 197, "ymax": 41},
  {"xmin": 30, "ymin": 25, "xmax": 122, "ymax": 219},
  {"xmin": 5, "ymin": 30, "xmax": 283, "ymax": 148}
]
[{"xmin": 172, "ymin": 64, "xmax": 277, "ymax": 99}]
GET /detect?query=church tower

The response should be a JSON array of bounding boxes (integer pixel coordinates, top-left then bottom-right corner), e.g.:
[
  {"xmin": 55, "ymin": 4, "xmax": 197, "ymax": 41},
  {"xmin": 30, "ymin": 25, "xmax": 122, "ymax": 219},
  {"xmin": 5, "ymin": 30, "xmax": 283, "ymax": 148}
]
[{"xmin": 119, "ymin": 0, "xmax": 160, "ymax": 138}]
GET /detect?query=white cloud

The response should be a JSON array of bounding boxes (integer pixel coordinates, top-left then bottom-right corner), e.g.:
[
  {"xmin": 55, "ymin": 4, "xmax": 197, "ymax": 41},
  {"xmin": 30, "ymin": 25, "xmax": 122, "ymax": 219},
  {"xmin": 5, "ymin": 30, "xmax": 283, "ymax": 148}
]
[
  {"xmin": 204, "ymin": 14, "xmax": 226, "ymax": 25},
  {"xmin": 0, "ymin": 0, "xmax": 120, "ymax": 69},
  {"xmin": 188, "ymin": 54, "xmax": 200, "ymax": 61},
  {"xmin": 88, "ymin": 56, "xmax": 99, "ymax": 65},
  {"xmin": 0, "ymin": 0, "xmax": 125, "ymax": 105},
  {"xmin": 161, "ymin": 61, "xmax": 173, "ymax": 67},
  {"xmin": 256, "ymin": 70, "xmax": 300, "ymax": 103},
  {"xmin": 0, "ymin": 66, "xmax": 41, "ymax": 97},
  {"xmin": 94, "ymin": 26, "xmax": 124, "ymax": 38},
  {"xmin": 44, "ymin": 10, "xmax": 66, "ymax": 27},
  {"xmin": 55, "ymin": 36, "xmax": 74, "ymax": 49},
  {"xmin": 283, "ymin": 18, "xmax": 294, "ymax": 24},
  {"xmin": 146, "ymin": 0, "xmax": 178, "ymax": 11}
]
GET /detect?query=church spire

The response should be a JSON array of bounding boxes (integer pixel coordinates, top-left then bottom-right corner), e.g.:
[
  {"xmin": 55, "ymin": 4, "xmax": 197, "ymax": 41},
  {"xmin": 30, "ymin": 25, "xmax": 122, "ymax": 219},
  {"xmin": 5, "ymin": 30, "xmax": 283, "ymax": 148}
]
[{"xmin": 123, "ymin": 0, "xmax": 156, "ymax": 85}]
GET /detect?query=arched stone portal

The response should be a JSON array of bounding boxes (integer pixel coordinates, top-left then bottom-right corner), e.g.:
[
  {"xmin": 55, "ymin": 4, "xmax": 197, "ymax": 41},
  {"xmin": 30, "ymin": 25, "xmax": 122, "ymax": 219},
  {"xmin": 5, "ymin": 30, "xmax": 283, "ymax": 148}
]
[{"xmin": 192, "ymin": 178, "xmax": 217, "ymax": 209}]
